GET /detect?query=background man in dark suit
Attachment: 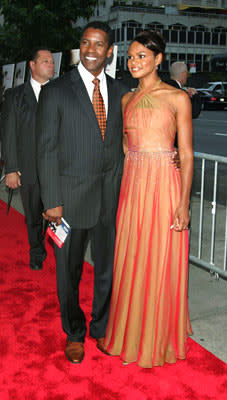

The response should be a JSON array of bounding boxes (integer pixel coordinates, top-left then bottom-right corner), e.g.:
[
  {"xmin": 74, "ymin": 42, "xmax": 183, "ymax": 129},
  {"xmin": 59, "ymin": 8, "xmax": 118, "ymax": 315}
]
[
  {"xmin": 167, "ymin": 61, "xmax": 201, "ymax": 120},
  {"xmin": 165, "ymin": 61, "xmax": 201, "ymax": 148},
  {"xmin": 36, "ymin": 21, "xmax": 128, "ymax": 364},
  {"xmin": 1, "ymin": 48, "xmax": 54, "ymax": 270}
]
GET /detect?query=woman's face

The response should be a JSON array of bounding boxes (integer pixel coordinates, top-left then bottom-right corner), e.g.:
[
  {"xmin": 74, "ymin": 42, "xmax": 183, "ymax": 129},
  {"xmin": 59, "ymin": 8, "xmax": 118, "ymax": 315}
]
[{"xmin": 127, "ymin": 41, "xmax": 161, "ymax": 79}]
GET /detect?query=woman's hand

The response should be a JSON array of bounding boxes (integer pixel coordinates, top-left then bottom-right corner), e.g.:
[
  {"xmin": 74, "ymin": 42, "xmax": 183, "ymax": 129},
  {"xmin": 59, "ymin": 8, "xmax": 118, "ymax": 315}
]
[{"xmin": 171, "ymin": 203, "xmax": 190, "ymax": 232}]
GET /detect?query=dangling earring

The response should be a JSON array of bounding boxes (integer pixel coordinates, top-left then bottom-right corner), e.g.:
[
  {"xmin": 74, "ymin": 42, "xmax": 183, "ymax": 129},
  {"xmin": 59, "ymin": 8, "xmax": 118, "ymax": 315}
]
[{"xmin": 156, "ymin": 64, "xmax": 159, "ymax": 70}]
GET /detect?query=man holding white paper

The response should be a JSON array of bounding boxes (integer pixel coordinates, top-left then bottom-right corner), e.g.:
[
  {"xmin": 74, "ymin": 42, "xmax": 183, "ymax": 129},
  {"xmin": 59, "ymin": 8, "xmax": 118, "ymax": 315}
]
[{"xmin": 36, "ymin": 22, "xmax": 128, "ymax": 363}]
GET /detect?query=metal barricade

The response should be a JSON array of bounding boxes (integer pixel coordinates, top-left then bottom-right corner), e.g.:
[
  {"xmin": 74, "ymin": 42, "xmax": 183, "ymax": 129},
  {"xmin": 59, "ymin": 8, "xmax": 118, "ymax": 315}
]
[{"xmin": 189, "ymin": 152, "xmax": 227, "ymax": 280}]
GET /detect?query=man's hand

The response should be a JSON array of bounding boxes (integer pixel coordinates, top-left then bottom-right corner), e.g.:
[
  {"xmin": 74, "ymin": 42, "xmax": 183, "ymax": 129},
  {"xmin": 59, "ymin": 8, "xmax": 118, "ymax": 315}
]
[
  {"xmin": 185, "ymin": 87, "xmax": 197, "ymax": 97},
  {"xmin": 6, "ymin": 172, "xmax": 21, "ymax": 189},
  {"xmin": 42, "ymin": 206, "xmax": 63, "ymax": 225},
  {"xmin": 171, "ymin": 148, "xmax": 180, "ymax": 170}
]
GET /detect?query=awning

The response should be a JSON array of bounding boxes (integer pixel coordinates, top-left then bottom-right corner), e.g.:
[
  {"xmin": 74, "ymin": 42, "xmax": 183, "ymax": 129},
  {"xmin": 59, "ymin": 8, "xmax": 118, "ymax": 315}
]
[{"xmin": 178, "ymin": 5, "xmax": 224, "ymax": 11}]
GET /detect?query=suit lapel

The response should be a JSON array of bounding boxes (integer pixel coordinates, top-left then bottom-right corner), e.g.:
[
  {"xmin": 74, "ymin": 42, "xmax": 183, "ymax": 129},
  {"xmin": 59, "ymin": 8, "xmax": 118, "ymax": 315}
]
[
  {"xmin": 106, "ymin": 75, "xmax": 115, "ymax": 138},
  {"xmin": 69, "ymin": 68, "xmax": 101, "ymax": 134},
  {"xmin": 24, "ymin": 81, "xmax": 38, "ymax": 109}
]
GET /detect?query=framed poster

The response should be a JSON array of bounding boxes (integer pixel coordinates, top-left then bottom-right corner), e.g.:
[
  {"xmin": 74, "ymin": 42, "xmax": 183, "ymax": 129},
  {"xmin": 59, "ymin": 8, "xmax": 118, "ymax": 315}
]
[
  {"xmin": 105, "ymin": 45, "xmax": 118, "ymax": 79},
  {"xmin": 52, "ymin": 52, "xmax": 62, "ymax": 79},
  {"xmin": 13, "ymin": 61, "xmax": 26, "ymax": 87},
  {"xmin": 70, "ymin": 49, "xmax": 80, "ymax": 66},
  {"xmin": 2, "ymin": 64, "xmax": 15, "ymax": 90}
]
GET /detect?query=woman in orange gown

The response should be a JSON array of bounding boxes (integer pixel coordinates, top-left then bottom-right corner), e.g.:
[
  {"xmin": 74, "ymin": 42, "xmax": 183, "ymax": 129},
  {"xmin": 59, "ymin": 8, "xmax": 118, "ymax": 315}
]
[{"xmin": 104, "ymin": 30, "xmax": 193, "ymax": 368}]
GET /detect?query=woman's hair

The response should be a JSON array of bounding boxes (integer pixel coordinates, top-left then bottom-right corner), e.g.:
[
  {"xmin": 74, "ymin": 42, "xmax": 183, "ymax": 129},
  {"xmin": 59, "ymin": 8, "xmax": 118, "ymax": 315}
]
[{"xmin": 131, "ymin": 30, "xmax": 166, "ymax": 57}]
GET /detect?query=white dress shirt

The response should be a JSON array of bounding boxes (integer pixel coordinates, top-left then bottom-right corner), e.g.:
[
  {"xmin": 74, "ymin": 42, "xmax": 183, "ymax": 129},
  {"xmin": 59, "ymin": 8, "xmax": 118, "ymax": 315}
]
[
  {"xmin": 30, "ymin": 77, "xmax": 49, "ymax": 101},
  {"xmin": 77, "ymin": 62, "xmax": 108, "ymax": 115},
  {"xmin": 175, "ymin": 80, "xmax": 182, "ymax": 88}
]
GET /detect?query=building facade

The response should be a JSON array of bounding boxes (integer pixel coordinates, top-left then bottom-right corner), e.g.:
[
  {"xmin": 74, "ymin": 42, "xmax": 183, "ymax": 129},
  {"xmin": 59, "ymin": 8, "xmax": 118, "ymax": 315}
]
[{"xmin": 85, "ymin": 0, "xmax": 227, "ymax": 72}]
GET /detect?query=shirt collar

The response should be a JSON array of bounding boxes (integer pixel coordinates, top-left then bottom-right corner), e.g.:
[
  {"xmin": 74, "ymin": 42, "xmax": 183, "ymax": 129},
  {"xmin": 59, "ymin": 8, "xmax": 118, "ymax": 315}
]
[
  {"xmin": 30, "ymin": 77, "xmax": 49, "ymax": 88},
  {"xmin": 176, "ymin": 79, "xmax": 182, "ymax": 88},
  {"xmin": 78, "ymin": 61, "xmax": 105, "ymax": 83}
]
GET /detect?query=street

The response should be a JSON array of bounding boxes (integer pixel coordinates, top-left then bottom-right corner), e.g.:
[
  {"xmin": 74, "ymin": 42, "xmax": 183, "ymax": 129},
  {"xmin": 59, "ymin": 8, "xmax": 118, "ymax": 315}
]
[
  {"xmin": 193, "ymin": 110, "xmax": 227, "ymax": 157},
  {"xmin": 192, "ymin": 110, "xmax": 226, "ymax": 203}
]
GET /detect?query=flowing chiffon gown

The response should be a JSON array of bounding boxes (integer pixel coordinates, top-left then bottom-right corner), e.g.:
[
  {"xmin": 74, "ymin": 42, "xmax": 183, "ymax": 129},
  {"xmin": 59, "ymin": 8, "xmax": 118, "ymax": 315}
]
[{"xmin": 104, "ymin": 87, "xmax": 193, "ymax": 368}]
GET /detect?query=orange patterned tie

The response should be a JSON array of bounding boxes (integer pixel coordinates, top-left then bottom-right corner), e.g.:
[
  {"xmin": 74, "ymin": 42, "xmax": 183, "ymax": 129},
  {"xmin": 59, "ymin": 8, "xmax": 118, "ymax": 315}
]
[{"xmin": 92, "ymin": 78, "xmax": 106, "ymax": 140}]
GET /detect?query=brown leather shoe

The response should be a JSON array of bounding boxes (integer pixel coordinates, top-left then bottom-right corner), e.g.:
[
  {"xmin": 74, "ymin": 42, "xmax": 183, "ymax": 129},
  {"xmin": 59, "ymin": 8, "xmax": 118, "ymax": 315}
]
[
  {"xmin": 96, "ymin": 337, "xmax": 110, "ymax": 355},
  {"xmin": 65, "ymin": 341, "xmax": 85, "ymax": 364}
]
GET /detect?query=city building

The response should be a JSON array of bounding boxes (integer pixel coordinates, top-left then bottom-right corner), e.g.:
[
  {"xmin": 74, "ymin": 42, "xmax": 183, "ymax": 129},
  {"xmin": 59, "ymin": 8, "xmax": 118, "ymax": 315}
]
[{"xmin": 82, "ymin": 0, "xmax": 227, "ymax": 72}]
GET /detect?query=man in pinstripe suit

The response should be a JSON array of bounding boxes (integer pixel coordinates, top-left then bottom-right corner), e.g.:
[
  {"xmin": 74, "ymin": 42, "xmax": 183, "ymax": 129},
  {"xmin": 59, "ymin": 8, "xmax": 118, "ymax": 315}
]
[{"xmin": 36, "ymin": 22, "xmax": 128, "ymax": 363}]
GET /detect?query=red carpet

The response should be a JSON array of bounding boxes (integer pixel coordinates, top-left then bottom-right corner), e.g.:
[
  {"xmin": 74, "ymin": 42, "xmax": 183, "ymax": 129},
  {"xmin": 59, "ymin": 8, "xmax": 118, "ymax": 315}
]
[{"xmin": 1, "ymin": 199, "xmax": 227, "ymax": 400}]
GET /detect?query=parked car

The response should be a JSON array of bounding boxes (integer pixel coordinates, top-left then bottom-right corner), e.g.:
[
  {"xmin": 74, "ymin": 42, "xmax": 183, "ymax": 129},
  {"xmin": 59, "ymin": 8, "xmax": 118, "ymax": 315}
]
[
  {"xmin": 196, "ymin": 81, "xmax": 227, "ymax": 96},
  {"xmin": 199, "ymin": 89, "xmax": 227, "ymax": 110},
  {"xmin": 195, "ymin": 81, "xmax": 227, "ymax": 110}
]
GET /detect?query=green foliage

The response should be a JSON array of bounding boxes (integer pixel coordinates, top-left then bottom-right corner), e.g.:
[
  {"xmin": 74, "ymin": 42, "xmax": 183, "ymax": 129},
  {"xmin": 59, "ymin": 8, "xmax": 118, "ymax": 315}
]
[{"xmin": 0, "ymin": 0, "xmax": 98, "ymax": 64}]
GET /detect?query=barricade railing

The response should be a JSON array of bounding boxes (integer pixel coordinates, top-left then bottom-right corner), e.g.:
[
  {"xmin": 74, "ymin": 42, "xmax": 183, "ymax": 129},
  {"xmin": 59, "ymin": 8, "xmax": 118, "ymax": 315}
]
[{"xmin": 189, "ymin": 152, "xmax": 227, "ymax": 280}]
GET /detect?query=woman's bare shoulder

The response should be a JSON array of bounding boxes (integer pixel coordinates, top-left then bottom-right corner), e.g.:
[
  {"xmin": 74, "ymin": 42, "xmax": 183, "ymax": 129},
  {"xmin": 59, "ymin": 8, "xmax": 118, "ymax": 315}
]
[
  {"xmin": 122, "ymin": 90, "xmax": 134, "ymax": 103},
  {"xmin": 161, "ymin": 81, "xmax": 182, "ymax": 93},
  {"xmin": 122, "ymin": 91, "xmax": 134, "ymax": 111},
  {"xmin": 161, "ymin": 82, "xmax": 190, "ymax": 104}
]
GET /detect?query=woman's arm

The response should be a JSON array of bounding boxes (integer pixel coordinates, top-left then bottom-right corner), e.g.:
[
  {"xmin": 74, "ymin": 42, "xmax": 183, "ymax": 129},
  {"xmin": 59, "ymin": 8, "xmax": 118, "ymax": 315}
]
[{"xmin": 173, "ymin": 90, "xmax": 194, "ymax": 231}]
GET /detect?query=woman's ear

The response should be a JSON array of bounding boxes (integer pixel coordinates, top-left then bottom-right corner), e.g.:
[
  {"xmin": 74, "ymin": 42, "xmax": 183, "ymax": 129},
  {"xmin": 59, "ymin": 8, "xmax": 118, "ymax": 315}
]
[{"xmin": 155, "ymin": 52, "xmax": 163, "ymax": 69}]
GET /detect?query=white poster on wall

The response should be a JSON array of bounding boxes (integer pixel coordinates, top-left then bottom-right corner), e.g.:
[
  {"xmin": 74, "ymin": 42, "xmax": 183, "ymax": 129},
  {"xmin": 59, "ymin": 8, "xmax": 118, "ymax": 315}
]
[
  {"xmin": 13, "ymin": 61, "xmax": 26, "ymax": 87},
  {"xmin": 105, "ymin": 45, "xmax": 118, "ymax": 79},
  {"xmin": 2, "ymin": 64, "xmax": 15, "ymax": 90},
  {"xmin": 52, "ymin": 52, "xmax": 62, "ymax": 79},
  {"xmin": 70, "ymin": 49, "xmax": 80, "ymax": 66}
]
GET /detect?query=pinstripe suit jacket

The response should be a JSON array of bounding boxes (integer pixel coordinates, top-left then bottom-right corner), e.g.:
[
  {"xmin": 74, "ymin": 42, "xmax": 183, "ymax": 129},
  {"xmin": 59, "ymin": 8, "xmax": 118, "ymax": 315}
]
[
  {"xmin": 36, "ymin": 68, "xmax": 128, "ymax": 229},
  {"xmin": 1, "ymin": 81, "xmax": 38, "ymax": 184}
]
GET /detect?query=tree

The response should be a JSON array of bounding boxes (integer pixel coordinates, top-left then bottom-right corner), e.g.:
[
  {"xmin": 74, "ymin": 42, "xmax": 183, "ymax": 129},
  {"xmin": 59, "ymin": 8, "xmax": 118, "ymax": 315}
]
[{"xmin": 0, "ymin": 0, "xmax": 98, "ymax": 64}]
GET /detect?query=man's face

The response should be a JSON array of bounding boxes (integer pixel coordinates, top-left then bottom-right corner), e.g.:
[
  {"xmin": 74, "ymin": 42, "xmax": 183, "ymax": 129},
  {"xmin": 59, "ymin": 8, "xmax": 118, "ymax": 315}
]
[
  {"xmin": 80, "ymin": 28, "xmax": 113, "ymax": 76},
  {"xmin": 30, "ymin": 50, "xmax": 54, "ymax": 83},
  {"xmin": 180, "ymin": 69, "xmax": 189, "ymax": 86}
]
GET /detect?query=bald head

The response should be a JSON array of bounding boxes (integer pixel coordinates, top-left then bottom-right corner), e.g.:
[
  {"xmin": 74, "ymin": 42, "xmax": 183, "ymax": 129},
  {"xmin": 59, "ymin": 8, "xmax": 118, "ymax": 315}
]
[{"xmin": 170, "ymin": 61, "xmax": 188, "ymax": 86}]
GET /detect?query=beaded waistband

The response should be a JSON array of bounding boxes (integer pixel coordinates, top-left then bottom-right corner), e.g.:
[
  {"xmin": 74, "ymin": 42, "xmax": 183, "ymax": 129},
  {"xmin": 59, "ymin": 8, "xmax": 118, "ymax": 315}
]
[{"xmin": 127, "ymin": 149, "xmax": 174, "ymax": 159}]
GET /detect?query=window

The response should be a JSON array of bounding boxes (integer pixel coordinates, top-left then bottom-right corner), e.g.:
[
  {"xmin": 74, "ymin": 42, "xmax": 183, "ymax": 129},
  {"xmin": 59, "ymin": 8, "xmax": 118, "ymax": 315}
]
[
  {"xmin": 213, "ymin": 26, "xmax": 227, "ymax": 33},
  {"xmin": 179, "ymin": 31, "xmax": 186, "ymax": 43},
  {"xmin": 179, "ymin": 54, "xmax": 186, "ymax": 61},
  {"xmin": 212, "ymin": 32, "xmax": 219, "ymax": 45},
  {"xmin": 188, "ymin": 31, "xmax": 195, "ymax": 44},
  {"xmin": 190, "ymin": 25, "xmax": 208, "ymax": 32},
  {"xmin": 162, "ymin": 30, "xmax": 170, "ymax": 42},
  {"xmin": 146, "ymin": 22, "xmax": 164, "ymax": 30},
  {"xmin": 187, "ymin": 54, "xmax": 194, "ymax": 63},
  {"xmin": 122, "ymin": 20, "xmax": 142, "ymax": 28},
  {"xmin": 170, "ymin": 30, "xmax": 178, "ymax": 43},
  {"xmin": 204, "ymin": 32, "xmax": 211, "ymax": 45},
  {"xmin": 169, "ymin": 24, "xmax": 187, "ymax": 31},
  {"xmin": 220, "ymin": 33, "xmax": 227, "ymax": 46},
  {"xmin": 121, "ymin": 20, "xmax": 142, "ymax": 41},
  {"xmin": 195, "ymin": 31, "xmax": 203, "ymax": 45},
  {"xmin": 170, "ymin": 53, "xmax": 178, "ymax": 64}
]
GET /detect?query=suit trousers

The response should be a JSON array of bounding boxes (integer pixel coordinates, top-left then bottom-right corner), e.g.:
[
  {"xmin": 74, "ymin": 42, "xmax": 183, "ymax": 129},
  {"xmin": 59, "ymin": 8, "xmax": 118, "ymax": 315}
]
[
  {"xmin": 54, "ymin": 217, "xmax": 116, "ymax": 342},
  {"xmin": 20, "ymin": 180, "xmax": 47, "ymax": 264}
]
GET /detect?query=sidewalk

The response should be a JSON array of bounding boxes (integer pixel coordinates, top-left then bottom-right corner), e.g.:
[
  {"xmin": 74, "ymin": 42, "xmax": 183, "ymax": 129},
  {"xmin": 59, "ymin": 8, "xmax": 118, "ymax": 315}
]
[{"xmin": 1, "ymin": 184, "xmax": 227, "ymax": 363}]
